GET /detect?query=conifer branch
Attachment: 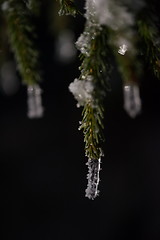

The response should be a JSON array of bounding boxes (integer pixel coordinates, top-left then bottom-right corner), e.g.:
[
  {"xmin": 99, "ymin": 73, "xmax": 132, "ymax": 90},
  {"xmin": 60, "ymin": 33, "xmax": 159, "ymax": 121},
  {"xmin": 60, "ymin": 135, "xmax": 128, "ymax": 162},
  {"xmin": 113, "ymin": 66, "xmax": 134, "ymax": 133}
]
[
  {"xmin": 79, "ymin": 102, "xmax": 104, "ymax": 161},
  {"xmin": 69, "ymin": 20, "xmax": 111, "ymax": 199},
  {"xmin": 2, "ymin": 0, "xmax": 41, "ymax": 86}
]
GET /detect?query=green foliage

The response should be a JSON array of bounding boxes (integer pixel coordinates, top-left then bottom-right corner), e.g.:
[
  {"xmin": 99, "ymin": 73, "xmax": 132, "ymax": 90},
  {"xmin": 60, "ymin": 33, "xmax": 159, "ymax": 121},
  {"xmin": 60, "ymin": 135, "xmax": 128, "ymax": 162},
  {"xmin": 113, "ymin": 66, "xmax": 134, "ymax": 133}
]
[
  {"xmin": 137, "ymin": 12, "xmax": 160, "ymax": 79},
  {"xmin": 79, "ymin": 102, "xmax": 104, "ymax": 160},
  {"xmin": 58, "ymin": 0, "xmax": 77, "ymax": 17},
  {"xmin": 3, "ymin": 0, "xmax": 41, "ymax": 86},
  {"xmin": 78, "ymin": 26, "xmax": 111, "ymax": 161}
]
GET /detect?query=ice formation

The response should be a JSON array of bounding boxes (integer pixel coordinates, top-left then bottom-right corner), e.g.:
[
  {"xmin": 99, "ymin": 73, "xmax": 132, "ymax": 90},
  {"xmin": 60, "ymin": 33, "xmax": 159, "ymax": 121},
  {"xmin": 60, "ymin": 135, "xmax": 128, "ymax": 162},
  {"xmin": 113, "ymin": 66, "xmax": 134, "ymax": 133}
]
[
  {"xmin": 123, "ymin": 83, "xmax": 142, "ymax": 118},
  {"xmin": 27, "ymin": 84, "xmax": 44, "ymax": 119},
  {"xmin": 85, "ymin": 158, "xmax": 101, "ymax": 200}
]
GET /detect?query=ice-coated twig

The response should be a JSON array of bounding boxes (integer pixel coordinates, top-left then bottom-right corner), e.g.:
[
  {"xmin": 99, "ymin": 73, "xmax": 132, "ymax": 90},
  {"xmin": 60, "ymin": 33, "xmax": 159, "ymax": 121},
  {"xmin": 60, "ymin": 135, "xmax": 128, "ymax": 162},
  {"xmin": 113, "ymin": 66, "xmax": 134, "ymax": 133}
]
[{"xmin": 85, "ymin": 158, "xmax": 101, "ymax": 200}]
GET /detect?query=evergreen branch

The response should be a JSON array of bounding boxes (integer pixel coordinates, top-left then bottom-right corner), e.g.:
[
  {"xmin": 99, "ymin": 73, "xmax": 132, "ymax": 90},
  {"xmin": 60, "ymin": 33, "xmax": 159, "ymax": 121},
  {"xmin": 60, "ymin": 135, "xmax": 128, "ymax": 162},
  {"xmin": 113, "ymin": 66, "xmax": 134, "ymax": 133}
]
[
  {"xmin": 79, "ymin": 101, "xmax": 104, "ymax": 199},
  {"xmin": 137, "ymin": 17, "xmax": 160, "ymax": 79},
  {"xmin": 58, "ymin": 0, "xmax": 78, "ymax": 17},
  {"xmin": 77, "ymin": 26, "xmax": 110, "ymax": 159},
  {"xmin": 69, "ymin": 23, "xmax": 111, "ymax": 199},
  {"xmin": 2, "ymin": 0, "xmax": 41, "ymax": 86}
]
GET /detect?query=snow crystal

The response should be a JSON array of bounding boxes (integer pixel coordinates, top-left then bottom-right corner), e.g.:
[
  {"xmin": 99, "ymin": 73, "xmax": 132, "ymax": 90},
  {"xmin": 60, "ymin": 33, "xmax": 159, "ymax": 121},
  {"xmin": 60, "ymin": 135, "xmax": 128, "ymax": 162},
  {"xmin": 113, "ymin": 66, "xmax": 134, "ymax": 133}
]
[{"xmin": 118, "ymin": 44, "xmax": 128, "ymax": 55}]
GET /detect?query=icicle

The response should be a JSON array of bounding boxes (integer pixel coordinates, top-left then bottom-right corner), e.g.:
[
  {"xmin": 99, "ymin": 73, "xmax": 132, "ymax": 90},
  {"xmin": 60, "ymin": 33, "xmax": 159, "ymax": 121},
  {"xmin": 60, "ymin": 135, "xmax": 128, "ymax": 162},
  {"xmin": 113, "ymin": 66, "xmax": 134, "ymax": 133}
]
[
  {"xmin": 123, "ymin": 83, "xmax": 141, "ymax": 118},
  {"xmin": 85, "ymin": 158, "xmax": 101, "ymax": 200},
  {"xmin": 27, "ymin": 84, "xmax": 44, "ymax": 119}
]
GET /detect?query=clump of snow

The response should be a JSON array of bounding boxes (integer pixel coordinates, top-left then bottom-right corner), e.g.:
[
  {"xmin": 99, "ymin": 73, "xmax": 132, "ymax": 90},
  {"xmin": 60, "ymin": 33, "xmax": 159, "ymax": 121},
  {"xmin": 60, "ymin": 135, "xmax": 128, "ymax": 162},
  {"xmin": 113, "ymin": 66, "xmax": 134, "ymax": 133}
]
[
  {"xmin": 69, "ymin": 76, "xmax": 94, "ymax": 107},
  {"xmin": 76, "ymin": 31, "xmax": 91, "ymax": 56},
  {"xmin": 93, "ymin": 0, "xmax": 134, "ymax": 31}
]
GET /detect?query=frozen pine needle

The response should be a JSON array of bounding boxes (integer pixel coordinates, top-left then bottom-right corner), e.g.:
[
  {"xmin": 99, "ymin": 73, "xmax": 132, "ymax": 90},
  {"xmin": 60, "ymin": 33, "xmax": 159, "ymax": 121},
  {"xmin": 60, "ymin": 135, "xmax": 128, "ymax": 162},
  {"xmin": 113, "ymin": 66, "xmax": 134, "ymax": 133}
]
[
  {"xmin": 85, "ymin": 158, "xmax": 101, "ymax": 200},
  {"xmin": 27, "ymin": 84, "xmax": 44, "ymax": 119}
]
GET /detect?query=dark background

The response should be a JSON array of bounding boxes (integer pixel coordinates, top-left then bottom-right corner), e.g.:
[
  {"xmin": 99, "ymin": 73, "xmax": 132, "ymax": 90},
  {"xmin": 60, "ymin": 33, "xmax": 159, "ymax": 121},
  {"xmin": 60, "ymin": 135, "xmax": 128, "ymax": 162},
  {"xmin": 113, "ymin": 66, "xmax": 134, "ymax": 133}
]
[{"xmin": 1, "ymin": 1, "xmax": 160, "ymax": 239}]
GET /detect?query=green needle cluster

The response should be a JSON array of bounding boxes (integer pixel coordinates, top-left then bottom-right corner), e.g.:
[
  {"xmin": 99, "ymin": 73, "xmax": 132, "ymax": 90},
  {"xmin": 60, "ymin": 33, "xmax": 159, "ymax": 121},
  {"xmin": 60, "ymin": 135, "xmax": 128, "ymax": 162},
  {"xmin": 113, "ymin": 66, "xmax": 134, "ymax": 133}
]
[
  {"xmin": 58, "ymin": 0, "xmax": 77, "ymax": 17},
  {"xmin": 3, "ymin": 0, "xmax": 41, "ymax": 86},
  {"xmin": 78, "ymin": 26, "xmax": 110, "ymax": 161}
]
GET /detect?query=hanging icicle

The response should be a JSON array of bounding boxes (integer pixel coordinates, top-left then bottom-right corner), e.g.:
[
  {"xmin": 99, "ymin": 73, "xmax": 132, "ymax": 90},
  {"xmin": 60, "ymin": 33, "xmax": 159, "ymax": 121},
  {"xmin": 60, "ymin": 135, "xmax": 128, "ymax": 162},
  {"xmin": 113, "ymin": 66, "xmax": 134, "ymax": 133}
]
[
  {"xmin": 85, "ymin": 158, "xmax": 101, "ymax": 200},
  {"xmin": 27, "ymin": 84, "xmax": 44, "ymax": 119},
  {"xmin": 123, "ymin": 83, "xmax": 142, "ymax": 118}
]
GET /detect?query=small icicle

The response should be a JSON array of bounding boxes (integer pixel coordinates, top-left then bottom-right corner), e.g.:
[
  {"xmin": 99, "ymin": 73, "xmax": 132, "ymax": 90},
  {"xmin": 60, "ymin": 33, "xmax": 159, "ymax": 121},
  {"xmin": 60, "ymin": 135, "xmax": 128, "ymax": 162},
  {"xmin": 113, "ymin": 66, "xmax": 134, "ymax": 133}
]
[
  {"xmin": 85, "ymin": 158, "xmax": 101, "ymax": 200},
  {"xmin": 123, "ymin": 83, "xmax": 141, "ymax": 118},
  {"xmin": 27, "ymin": 84, "xmax": 44, "ymax": 119}
]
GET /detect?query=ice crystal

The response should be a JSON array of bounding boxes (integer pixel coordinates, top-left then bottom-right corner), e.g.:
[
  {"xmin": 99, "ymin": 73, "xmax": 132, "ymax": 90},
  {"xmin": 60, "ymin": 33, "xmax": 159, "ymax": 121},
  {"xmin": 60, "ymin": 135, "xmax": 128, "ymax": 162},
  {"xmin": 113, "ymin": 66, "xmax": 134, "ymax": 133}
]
[
  {"xmin": 123, "ymin": 83, "xmax": 142, "ymax": 118},
  {"xmin": 27, "ymin": 84, "xmax": 44, "ymax": 119},
  {"xmin": 85, "ymin": 158, "xmax": 101, "ymax": 200},
  {"xmin": 118, "ymin": 44, "xmax": 128, "ymax": 55}
]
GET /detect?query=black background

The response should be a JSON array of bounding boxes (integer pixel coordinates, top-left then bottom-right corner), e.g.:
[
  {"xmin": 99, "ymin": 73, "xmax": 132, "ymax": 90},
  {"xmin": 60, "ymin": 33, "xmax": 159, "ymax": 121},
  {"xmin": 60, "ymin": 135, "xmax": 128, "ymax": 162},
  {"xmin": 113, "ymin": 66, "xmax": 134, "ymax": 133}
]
[{"xmin": 1, "ymin": 1, "xmax": 160, "ymax": 239}]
